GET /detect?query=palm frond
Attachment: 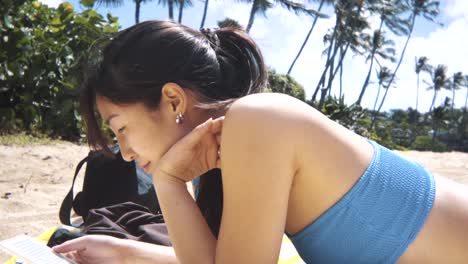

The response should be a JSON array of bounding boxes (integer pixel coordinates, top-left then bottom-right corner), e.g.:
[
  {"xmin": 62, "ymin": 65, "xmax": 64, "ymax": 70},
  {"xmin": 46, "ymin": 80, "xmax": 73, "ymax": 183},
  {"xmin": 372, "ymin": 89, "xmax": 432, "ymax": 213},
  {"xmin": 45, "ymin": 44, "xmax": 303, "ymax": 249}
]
[
  {"xmin": 95, "ymin": 0, "xmax": 125, "ymax": 7},
  {"xmin": 275, "ymin": 0, "xmax": 328, "ymax": 18}
]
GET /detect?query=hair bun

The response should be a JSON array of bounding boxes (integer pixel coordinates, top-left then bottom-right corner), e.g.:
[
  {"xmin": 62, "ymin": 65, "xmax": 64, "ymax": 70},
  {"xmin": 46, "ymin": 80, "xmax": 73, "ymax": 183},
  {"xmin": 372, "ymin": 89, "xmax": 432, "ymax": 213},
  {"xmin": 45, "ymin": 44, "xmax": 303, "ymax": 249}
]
[{"xmin": 201, "ymin": 28, "xmax": 220, "ymax": 51}]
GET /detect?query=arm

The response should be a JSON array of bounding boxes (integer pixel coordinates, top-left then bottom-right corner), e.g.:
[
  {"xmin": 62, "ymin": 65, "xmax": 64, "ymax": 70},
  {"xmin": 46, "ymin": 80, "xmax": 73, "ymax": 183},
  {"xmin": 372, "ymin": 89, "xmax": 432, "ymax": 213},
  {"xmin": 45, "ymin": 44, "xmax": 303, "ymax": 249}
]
[
  {"xmin": 52, "ymin": 235, "xmax": 179, "ymax": 264},
  {"xmin": 122, "ymin": 239, "xmax": 179, "ymax": 264},
  {"xmin": 154, "ymin": 103, "xmax": 298, "ymax": 264}
]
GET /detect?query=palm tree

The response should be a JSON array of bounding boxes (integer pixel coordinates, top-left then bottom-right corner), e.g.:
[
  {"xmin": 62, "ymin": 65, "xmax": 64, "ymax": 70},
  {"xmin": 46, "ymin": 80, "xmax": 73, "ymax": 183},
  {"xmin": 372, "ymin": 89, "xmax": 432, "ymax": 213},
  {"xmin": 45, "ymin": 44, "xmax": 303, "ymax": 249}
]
[
  {"xmin": 217, "ymin": 18, "xmax": 243, "ymax": 29},
  {"xmin": 313, "ymin": 0, "xmax": 367, "ymax": 104},
  {"xmin": 373, "ymin": 66, "xmax": 392, "ymax": 111},
  {"xmin": 200, "ymin": 0, "xmax": 210, "ymax": 28},
  {"xmin": 431, "ymin": 97, "xmax": 450, "ymax": 144},
  {"xmin": 382, "ymin": 0, "xmax": 440, "ymax": 105},
  {"xmin": 245, "ymin": 0, "xmax": 325, "ymax": 33},
  {"xmin": 414, "ymin": 56, "xmax": 430, "ymax": 111},
  {"xmin": 177, "ymin": 0, "xmax": 193, "ymax": 23},
  {"xmin": 464, "ymin": 75, "xmax": 468, "ymax": 112},
  {"xmin": 355, "ymin": 29, "xmax": 396, "ymax": 105},
  {"xmin": 370, "ymin": 66, "xmax": 392, "ymax": 130},
  {"xmin": 450, "ymin": 72, "xmax": 464, "ymax": 113},
  {"xmin": 461, "ymin": 75, "xmax": 468, "ymax": 146},
  {"xmin": 427, "ymin": 64, "xmax": 450, "ymax": 113},
  {"xmin": 96, "ymin": 0, "xmax": 144, "ymax": 24},
  {"xmin": 159, "ymin": 0, "xmax": 176, "ymax": 20},
  {"xmin": 287, "ymin": 0, "xmax": 333, "ymax": 75}
]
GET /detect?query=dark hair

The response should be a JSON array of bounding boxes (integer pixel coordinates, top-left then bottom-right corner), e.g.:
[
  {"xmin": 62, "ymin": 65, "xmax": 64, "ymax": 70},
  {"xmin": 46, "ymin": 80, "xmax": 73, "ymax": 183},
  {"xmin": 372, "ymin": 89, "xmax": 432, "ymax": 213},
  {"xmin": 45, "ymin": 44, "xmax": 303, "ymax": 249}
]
[{"xmin": 80, "ymin": 20, "xmax": 267, "ymax": 237}]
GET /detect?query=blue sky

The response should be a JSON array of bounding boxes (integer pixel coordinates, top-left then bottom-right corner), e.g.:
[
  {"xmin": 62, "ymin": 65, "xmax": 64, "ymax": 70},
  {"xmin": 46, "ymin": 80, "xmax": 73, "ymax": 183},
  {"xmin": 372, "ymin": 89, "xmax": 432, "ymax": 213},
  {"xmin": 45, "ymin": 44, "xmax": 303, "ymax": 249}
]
[{"xmin": 39, "ymin": 0, "xmax": 468, "ymax": 112}]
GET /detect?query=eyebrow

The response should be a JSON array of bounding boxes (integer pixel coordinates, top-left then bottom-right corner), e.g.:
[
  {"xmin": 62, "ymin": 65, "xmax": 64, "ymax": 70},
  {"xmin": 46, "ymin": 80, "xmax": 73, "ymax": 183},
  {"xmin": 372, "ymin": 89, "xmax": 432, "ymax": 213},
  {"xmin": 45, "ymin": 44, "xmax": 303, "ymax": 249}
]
[{"xmin": 104, "ymin": 114, "xmax": 119, "ymax": 126}]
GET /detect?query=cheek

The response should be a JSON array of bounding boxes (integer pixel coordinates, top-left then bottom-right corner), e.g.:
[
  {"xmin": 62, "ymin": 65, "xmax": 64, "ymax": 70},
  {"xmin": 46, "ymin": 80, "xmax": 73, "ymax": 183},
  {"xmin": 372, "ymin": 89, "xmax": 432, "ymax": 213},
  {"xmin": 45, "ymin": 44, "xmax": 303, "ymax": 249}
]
[{"xmin": 135, "ymin": 127, "xmax": 177, "ymax": 162}]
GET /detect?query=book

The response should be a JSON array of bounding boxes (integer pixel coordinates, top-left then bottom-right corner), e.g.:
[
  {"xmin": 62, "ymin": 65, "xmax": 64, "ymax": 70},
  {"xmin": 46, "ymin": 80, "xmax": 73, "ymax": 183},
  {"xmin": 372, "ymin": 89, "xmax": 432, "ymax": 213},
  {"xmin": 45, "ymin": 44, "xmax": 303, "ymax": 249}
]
[{"xmin": 0, "ymin": 235, "xmax": 75, "ymax": 264}]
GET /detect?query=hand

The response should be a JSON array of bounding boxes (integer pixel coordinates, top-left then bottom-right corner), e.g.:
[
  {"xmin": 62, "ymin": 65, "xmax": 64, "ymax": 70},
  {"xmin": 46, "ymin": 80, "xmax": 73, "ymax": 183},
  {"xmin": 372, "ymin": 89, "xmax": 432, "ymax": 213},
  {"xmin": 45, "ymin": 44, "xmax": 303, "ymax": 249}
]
[
  {"xmin": 52, "ymin": 235, "xmax": 128, "ymax": 264},
  {"xmin": 154, "ymin": 116, "xmax": 224, "ymax": 183}
]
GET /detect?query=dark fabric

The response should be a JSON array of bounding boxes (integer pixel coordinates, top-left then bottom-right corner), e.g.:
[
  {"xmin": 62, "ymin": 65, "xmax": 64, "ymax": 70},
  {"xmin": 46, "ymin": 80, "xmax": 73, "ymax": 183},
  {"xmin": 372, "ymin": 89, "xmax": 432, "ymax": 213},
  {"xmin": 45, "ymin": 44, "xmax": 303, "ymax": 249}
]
[
  {"xmin": 82, "ymin": 202, "xmax": 171, "ymax": 246},
  {"xmin": 47, "ymin": 229, "xmax": 85, "ymax": 248},
  {"xmin": 59, "ymin": 146, "xmax": 160, "ymax": 227}
]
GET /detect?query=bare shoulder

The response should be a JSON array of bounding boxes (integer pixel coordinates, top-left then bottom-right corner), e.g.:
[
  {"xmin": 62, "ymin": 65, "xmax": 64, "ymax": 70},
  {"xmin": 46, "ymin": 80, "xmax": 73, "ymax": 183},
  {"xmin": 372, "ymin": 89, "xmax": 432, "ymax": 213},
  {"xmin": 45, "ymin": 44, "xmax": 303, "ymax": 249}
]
[
  {"xmin": 224, "ymin": 93, "xmax": 321, "ymax": 134},
  {"xmin": 223, "ymin": 92, "xmax": 340, "ymax": 150},
  {"xmin": 220, "ymin": 93, "xmax": 312, "ymax": 171}
]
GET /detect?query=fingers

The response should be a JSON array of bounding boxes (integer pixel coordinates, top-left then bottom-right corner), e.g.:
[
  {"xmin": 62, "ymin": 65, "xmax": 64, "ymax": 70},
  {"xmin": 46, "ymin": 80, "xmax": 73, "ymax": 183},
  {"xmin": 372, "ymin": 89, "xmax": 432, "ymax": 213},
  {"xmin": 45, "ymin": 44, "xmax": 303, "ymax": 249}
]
[
  {"xmin": 52, "ymin": 236, "xmax": 89, "ymax": 254},
  {"xmin": 183, "ymin": 116, "xmax": 224, "ymax": 147},
  {"xmin": 210, "ymin": 116, "xmax": 224, "ymax": 134}
]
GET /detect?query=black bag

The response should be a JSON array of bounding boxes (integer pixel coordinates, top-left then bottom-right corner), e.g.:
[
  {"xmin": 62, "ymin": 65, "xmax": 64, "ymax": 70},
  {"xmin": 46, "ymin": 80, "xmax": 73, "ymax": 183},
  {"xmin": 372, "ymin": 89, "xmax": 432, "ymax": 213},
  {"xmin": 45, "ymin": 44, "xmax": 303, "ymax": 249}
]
[{"xmin": 59, "ymin": 145, "xmax": 161, "ymax": 226}]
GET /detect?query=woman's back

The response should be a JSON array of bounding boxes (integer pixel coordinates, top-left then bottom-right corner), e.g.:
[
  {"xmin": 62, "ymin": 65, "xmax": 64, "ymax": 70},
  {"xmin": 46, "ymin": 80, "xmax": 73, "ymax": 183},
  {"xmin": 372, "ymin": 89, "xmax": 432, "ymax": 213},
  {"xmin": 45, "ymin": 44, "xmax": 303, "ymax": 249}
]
[
  {"xmin": 225, "ymin": 92, "xmax": 374, "ymax": 235},
  {"xmin": 223, "ymin": 92, "xmax": 468, "ymax": 263}
]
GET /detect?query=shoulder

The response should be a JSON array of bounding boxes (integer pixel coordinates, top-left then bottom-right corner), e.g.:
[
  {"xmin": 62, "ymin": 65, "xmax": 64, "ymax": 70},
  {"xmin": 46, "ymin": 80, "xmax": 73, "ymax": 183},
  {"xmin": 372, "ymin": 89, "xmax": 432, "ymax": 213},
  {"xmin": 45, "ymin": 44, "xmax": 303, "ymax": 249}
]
[
  {"xmin": 223, "ymin": 92, "xmax": 325, "ymax": 142},
  {"xmin": 220, "ymin": 93, "xmax": 311, "ymax": 169},
  {"xmin": 224, "ymin": 92, "xmax": 312, "ymax": 129}
]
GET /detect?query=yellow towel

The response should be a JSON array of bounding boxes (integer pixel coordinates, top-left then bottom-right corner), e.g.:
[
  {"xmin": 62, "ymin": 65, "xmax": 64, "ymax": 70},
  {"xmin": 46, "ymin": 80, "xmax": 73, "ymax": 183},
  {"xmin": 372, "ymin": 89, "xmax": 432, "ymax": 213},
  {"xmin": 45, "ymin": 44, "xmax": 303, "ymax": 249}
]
[
  {"xmin": 3, "ymin": 226, "xmax": 58, "ymax": 264},
  {"xmin": 278, "ymin": 235, "xmax": 304, "ymax": 264}
]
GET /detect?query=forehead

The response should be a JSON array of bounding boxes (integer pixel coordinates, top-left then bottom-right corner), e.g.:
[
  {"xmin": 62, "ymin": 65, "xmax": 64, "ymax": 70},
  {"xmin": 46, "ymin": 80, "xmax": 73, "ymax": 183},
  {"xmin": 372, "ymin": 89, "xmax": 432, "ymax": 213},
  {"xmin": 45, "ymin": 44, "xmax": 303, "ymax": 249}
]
[
  {"xmin": 96, "ymin": 96, "xmax": 156, "ymax": 125},
  {"xmin": 96, "ymin": 96, "xmax": 134, "ymax": 125}
]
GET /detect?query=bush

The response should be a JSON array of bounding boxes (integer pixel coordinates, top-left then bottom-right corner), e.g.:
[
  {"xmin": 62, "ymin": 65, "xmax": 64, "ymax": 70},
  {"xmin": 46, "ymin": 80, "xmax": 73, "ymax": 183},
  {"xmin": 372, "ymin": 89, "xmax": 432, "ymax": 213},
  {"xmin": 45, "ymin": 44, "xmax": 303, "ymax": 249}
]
[
  {"xmin": 412, "ymin": 136, "xmax": 448, "ymax": 152},
  {"xmin": 0, "ymin": 0, "xmax": 119, "ymax": 140},
  {"xmin": 267, "ymin": 69, "xmax": 306, "ymax": 101}
]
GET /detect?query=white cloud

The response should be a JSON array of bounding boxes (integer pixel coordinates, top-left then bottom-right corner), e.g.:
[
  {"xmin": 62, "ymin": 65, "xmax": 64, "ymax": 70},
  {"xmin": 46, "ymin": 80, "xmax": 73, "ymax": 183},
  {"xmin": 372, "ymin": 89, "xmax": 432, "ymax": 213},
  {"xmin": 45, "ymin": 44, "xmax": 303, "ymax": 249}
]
[
  {"xmin": 445, "ymin": 0, "xmax": 468, "ymax": 21},
  {"xmin": 38, "ymin": 0, "xmax": 64, "ymax": 8}
]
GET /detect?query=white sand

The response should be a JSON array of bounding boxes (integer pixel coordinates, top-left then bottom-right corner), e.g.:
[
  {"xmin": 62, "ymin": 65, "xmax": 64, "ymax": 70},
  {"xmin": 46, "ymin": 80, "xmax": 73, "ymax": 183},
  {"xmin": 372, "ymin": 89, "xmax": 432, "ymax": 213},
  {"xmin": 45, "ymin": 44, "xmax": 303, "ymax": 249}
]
[{"xmin": 1, "ymin": 143, "xmax": 467, "ymax": 261}]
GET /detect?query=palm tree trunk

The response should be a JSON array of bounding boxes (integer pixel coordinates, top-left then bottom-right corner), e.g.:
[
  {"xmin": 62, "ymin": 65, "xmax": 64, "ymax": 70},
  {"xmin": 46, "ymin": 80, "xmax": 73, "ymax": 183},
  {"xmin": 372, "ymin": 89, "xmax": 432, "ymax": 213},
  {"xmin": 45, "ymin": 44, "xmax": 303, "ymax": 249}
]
[
  {"xmin": 460, "ymin": 89, "xmax": 468, "ymax": 147},
  {"xmin": 416, "ymin": 73, "xmax": 420, "ymax": 111},
  {"xmin": 331, "ymin": 41, "xmax": 350, "ymax": 85},
  {"xmin": 465, "ymin": 88, "xmax": 468, "ymax": 111},
  {"xmin": 378, "ymin": 12, "xmax": 417, "ymax": 111},
  {"xmin": 287, "ymin": 0, "xmax": 326, "ymax": 75},
  {"xmin": 178, "ymin": 0, "xmax": 184, "ymax": 23},
  {"xmin": 246, "ymin": 0, "xmax": 258, "ymax": 33},
  {"xmin": 356, "ymin": 52, "xmax": 376, "ymax": 105},
  {"xmin": 356, "ymin": 20, "xmax": 384, "ymax": 106},
  {"xmin": 430, "ymin": 89, "xmax": 437, "ymax": 113},
  {"xmin": 452, "ymin": 86, "xmax": 456, "ymax": 114},
  {"xmin": 312, "ymin": 16, "xmax": 339, "ymax": 102},
  {"xmin": 135, "ymin": 0, "xmax": 141, "ymax": 24},
  {"xmin": 370, "ymin": 85, "xmax": 389, "ymax": 129},
  {"xmin": 373, "ymin": 83, "xmax": 382, "ymax": 111},
  {"xmin": 168, "ymin": 0, "xmax": 174, "ymax": 20},
  {"xmin": 200, "ymin": 0, "xmax": 209, "ymax": 29},
  {"xmin": 339, "ymin": 47, "xmax": 344, "ymax": 99}
]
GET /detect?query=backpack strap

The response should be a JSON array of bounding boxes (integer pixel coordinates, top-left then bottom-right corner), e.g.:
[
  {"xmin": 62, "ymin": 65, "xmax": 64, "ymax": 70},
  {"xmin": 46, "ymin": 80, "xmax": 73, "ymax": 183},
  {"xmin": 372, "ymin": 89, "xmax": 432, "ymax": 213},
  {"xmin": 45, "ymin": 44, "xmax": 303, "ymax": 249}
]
[{"xmin": 59, "ymin": 155, "xmax": 89, "ymax": 227}]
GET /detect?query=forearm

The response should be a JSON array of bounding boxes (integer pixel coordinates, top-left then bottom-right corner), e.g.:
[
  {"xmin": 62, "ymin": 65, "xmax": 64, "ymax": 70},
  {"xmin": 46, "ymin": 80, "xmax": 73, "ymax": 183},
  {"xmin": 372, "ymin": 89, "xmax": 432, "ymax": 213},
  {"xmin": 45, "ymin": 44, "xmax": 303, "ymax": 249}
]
[
  {"xmin": 154, "ymin": 177, "xmax": 217, "ymax": 264},
  {"xmin": 122, "ymin": 239, "xmax": 179, "ymax": 264}
]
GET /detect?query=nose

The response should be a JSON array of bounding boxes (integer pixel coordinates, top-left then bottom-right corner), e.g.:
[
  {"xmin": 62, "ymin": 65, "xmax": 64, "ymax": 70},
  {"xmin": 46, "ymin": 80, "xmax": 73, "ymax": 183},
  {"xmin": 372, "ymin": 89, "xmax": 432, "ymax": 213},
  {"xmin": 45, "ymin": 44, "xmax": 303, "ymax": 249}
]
[{"xmin": 119, "ymin": 141, "xmax": 136, "ymax": 162}]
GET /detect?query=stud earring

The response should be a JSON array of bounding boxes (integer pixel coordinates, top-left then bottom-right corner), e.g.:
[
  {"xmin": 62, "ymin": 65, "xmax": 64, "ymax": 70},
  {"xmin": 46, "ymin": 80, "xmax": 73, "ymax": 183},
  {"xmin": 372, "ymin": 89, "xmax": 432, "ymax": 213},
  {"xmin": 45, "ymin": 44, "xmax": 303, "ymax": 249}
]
[{"xmin": 175, "ymin": 113, "xmax": 184, "ymax": 124}]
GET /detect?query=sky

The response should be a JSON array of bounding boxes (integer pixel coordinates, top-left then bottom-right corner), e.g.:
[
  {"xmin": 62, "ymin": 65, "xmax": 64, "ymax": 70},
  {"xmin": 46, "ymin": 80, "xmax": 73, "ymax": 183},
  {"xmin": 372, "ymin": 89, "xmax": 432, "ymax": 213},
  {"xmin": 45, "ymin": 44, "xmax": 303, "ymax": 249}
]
[{"xmin": 38, "ymin": 0, "xmax": 468, "ymax": 112}]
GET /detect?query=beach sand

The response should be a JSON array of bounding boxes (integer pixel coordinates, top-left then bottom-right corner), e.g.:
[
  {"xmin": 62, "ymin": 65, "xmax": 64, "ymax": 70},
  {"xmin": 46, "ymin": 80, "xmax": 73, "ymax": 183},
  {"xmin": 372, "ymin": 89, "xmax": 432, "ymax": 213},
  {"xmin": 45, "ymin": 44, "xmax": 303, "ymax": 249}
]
[{"xmin": 1, "ymin": 143, "xmax": 467, "ymax": 262}]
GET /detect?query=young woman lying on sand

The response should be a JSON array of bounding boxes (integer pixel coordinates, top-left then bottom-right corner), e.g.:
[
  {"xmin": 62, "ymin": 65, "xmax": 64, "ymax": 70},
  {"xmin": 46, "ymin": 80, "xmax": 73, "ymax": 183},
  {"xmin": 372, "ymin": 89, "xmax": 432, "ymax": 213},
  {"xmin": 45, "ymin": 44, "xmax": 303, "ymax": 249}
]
[{"xmin": 53, "ymin": 20, "xmax": 468, "ymax": 263}]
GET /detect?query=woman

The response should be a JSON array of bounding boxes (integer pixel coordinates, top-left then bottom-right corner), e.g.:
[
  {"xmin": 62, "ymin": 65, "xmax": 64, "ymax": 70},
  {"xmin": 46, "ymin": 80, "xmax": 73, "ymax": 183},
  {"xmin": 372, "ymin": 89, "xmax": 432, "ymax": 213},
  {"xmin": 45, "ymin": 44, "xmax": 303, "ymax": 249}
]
[{"xmin": 53, "ymin": 20, "xmax": 468, "ymax": 263}]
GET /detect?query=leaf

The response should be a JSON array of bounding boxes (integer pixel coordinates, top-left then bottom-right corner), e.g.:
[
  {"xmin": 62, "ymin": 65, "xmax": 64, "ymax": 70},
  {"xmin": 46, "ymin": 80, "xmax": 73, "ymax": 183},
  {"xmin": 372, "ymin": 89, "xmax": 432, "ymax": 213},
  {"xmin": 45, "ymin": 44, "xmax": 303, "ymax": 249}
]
[
  {"xmin": 3, "ymin": 15, "xmax": 13, "ymax": 29},
  {"xmin": 60, "ymin": 2, "xmax": 75, "ymax": 13},
  {"xmin": 80, "ymin": 0, "xmax": 96, "ymax": 8},
  {"xmin": 107, "ymin": 13, "xmax": 118, "ymax": 23}
]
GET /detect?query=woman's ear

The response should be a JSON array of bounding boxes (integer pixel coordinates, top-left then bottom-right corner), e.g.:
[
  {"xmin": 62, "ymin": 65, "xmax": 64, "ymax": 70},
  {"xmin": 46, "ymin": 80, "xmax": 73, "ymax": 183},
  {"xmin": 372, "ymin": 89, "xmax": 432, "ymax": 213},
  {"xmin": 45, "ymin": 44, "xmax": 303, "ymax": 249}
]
[{"xmin": 161, "ymin": 82, "xmax": 188, "ymax": 114}]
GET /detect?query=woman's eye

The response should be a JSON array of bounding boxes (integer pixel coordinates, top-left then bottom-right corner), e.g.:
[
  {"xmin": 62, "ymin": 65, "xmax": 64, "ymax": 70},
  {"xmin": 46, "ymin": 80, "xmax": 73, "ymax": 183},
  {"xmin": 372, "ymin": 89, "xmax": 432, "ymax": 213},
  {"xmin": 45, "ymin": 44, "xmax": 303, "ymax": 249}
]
[{"xmin": 118, "ymin": 126, "xmax": 126, "ymax": 133}]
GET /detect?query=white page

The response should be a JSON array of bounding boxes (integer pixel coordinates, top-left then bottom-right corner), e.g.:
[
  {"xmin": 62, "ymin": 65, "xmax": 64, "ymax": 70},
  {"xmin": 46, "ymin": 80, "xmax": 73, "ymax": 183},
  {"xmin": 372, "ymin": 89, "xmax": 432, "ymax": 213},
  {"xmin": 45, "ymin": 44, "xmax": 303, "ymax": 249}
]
[{"xmin": 0, "ymin": 235, "xmax": 75, "ymax": 264}]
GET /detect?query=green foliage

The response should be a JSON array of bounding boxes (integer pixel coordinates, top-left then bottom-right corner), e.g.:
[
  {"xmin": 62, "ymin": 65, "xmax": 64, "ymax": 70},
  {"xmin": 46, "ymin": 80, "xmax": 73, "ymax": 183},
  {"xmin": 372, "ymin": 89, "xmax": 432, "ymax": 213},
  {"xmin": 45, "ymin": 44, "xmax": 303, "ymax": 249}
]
[
  {"xmin": 0, "ymin": 132, "xmax": 64, "ymax": 145},
  {"xmin": 318, "ymin": 95, "xmax": 368, "ymax": 133},
  {"xmin": 0, "ymin": 0, "xmax": 119, "ymax": 140},
  {"xmin": 217, "ymin": 17, "xmax": 243, "ymax": 30},
  {"xmin": 267, "ymin": 69, "xmax": 305, "ymax": 101},
  {"xmin": 412, "ymin": 136, "xmax": 447, "ymax": 152}
]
